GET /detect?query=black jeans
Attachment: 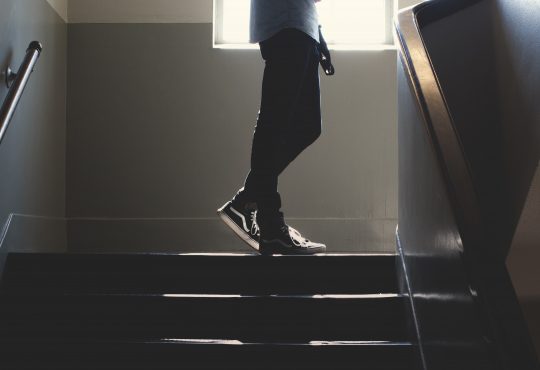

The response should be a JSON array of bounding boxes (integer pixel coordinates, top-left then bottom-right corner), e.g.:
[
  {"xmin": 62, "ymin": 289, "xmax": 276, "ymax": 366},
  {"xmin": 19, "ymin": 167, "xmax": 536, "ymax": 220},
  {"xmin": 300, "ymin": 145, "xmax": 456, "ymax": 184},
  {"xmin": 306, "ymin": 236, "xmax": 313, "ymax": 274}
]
[{"xmin": 242, "ymin": 28, "xmax": 322, "ymax": 224}]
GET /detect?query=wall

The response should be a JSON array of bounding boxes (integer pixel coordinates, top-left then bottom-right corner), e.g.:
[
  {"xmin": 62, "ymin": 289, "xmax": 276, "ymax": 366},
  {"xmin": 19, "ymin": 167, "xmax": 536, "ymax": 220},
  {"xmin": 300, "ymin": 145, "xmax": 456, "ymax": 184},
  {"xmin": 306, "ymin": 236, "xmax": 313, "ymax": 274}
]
[
  {"xmin": 493, "ymin": 0, "xmax": 540, "ymax": 356},
  {"xmin": 509, "ymin": 163, "xmax": 540, "ymax": 296},
  {"xmin": 493, "ymin": 0, "xmax": 540, "ymax": 233},
  {"xmin": 69, "ymin": 0, "xmax": 211, "ymax": 23},
  {"xmin": 0, "ymin": 0, "xmax": 67, "ymax": 257},
  {"xmin": 65, "ymin": 1, "xmax": 417, "ymax": 253},
  {"xmin": 67, "ymin": 0, "xmax": 421, "ymax": 23},
  {"xmin": 508, "ymin": 163, "xmax": 540, "ymax": 354},
  {"xmin": 46, "ymin": 0, "xmax": 69, "ymax": 22},
  {"xmin": 66, "ymin": 24, "xmax": 398, "ymax": 253},
  {"xmin": 399, "ymin": 0, "xmax": 421, "ymax": 9}
]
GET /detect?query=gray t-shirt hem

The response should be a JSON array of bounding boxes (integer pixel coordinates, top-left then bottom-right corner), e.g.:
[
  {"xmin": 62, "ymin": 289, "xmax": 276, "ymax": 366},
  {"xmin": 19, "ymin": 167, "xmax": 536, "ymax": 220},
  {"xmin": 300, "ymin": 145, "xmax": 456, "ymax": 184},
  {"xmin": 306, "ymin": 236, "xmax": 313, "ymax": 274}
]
[{"xmin": 250, "ymin": 0, "xmax": 320, "ymax": 44}]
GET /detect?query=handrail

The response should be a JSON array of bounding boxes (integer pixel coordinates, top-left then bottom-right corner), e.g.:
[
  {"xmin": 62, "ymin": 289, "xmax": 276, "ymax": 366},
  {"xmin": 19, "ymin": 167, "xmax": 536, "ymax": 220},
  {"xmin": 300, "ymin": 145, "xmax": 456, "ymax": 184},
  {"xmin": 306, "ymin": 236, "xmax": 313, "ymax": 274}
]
[
  {"xmin": 395, "ymin": 2, "xmax": 539, "ymax": 369},
  {"xmin": 0, "ymin": 41, "xmax": 43, "ymax": 146},
  {"xmin": 395, "ymin": 0, "xmax": 491, "ymax": 259}
]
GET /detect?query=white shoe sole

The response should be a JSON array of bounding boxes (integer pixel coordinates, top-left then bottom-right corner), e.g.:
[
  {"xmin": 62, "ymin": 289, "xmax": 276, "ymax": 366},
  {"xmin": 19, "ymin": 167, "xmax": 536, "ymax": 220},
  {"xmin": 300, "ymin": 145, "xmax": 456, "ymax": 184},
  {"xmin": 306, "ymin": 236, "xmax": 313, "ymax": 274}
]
[
  {"xmin": 217, "ymin": 208, "xmax": 260, "ymax": 252},
  {"xmin": 260, "ymin": 239, "xmax": 326, "ymax": 256}
]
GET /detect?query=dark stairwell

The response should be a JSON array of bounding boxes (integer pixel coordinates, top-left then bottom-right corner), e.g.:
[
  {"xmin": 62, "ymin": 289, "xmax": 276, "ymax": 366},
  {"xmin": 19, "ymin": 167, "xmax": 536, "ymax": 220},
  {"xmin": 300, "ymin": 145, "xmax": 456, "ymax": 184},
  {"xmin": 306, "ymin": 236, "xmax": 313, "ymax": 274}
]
[{"xmin": 0, "ymin": 0, "xmax": 539, "ymax": 369}]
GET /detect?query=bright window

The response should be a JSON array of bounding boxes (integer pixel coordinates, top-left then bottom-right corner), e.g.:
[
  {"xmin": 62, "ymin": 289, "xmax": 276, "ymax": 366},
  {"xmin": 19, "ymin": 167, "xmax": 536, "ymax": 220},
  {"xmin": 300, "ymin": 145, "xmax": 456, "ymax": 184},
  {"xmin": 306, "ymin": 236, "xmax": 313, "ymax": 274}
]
[{"xmin": 213, "ymin": 0, "xmax": 396, "ymax": 49}]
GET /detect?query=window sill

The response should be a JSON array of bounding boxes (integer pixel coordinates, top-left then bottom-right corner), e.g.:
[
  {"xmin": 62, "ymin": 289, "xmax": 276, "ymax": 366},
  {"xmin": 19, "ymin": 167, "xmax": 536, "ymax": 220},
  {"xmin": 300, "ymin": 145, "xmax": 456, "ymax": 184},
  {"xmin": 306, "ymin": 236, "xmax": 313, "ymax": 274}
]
[{"xmin": 213, "ymin": 43, "xmax": 397, "ymax": 51}]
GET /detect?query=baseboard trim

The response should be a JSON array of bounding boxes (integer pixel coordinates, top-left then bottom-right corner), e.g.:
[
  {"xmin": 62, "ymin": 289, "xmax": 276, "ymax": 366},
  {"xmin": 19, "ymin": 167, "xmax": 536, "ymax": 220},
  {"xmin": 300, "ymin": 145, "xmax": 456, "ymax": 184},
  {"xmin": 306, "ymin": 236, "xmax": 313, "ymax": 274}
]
[{"xmin": 67, "ymin": 218, "xmax": 397, "ymax": 254}]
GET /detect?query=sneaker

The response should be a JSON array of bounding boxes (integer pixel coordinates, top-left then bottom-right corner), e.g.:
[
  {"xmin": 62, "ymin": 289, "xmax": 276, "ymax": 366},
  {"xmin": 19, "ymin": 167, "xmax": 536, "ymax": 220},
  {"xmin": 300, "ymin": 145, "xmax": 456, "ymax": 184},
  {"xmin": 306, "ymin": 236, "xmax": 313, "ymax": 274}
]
[
  {"xmin": 259, "ymin": 223, "xmax": 326, "ymax": 256},
  {"xmin": 217, "ymin": 201, "xmax": 260, "ymax": 251}
]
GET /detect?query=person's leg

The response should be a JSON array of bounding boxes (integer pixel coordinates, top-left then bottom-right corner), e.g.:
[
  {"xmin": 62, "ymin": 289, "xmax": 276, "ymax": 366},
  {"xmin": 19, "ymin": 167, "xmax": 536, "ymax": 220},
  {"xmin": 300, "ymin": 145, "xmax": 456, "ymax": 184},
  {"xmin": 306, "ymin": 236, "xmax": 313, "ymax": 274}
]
[
  {"xmin": 242, "ymin": 29, "xmax": 321, "ymax": 223},
  {"xmin": 220, "ymin": 28, "xmax": 325, "ymax": 254},
  {"xmin": 273, "ymin": 36, "xmax": 321, "ymax": 175}
]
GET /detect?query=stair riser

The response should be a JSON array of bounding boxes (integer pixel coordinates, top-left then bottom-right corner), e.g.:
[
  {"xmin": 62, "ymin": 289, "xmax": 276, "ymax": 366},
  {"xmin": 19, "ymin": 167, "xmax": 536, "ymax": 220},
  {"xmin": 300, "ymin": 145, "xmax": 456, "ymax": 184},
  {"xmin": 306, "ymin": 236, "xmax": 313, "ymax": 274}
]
[
  {"xmin": 0, "ymin": 296, "xmax": 404, "ymax": 319},
  {"xmin": 2, "ymin": 254, "xmax": 397, "ymax": 273},
  {"xmin": 0, "ymin": 297, "xmax": 407, "ymax": 342},
  {"xmin": 1, "ymin": 275, "xmax": 396, "ymax": 295},
  {"xmin": 0, "ymin": 342, "xmax": 414, "ymax": 370},
  {"xmin": 1, "ymin": 323, "xmax": 404, "ymax": 343},
  {"xmin": 1, "ymin": 254, "xmax": 399, "ymax": 295}
]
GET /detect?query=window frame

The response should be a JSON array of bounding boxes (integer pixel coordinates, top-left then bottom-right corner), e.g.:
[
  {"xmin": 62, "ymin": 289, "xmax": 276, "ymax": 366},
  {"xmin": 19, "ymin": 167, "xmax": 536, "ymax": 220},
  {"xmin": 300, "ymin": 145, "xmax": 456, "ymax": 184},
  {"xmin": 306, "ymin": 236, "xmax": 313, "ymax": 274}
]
[{"xmin": 213, "ymin": 0, "xmax": 398, "ymax": 50}]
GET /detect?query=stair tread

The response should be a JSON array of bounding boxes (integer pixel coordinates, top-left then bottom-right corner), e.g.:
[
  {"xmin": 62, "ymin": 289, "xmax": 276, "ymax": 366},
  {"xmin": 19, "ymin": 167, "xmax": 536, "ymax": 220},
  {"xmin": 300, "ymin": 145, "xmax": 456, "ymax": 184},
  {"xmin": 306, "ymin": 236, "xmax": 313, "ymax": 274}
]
[{"xmin": 0, "ymin": 338, "xmax": 414, "ymax": 345}]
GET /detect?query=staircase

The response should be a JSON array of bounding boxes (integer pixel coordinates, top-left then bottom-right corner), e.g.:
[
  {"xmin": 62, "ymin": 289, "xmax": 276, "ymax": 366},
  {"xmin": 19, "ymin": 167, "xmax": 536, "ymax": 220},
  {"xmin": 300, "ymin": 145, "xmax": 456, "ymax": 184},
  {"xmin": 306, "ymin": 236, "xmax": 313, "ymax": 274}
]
[{"xmin": 0, "ymin": 253, "xmax": 417, "ymax": 369}]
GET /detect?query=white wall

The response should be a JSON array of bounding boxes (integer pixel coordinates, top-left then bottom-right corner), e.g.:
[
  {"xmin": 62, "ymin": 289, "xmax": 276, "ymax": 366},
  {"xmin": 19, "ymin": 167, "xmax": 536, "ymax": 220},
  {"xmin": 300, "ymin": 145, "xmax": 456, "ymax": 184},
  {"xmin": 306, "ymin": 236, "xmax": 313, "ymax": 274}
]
[
  {"xmin": 69, "ymin": 0, "xmax": 212, "ymax": 23},
  {"xmin": 46, "ymin": 0, "xmax": 68, "ymax": 22}
]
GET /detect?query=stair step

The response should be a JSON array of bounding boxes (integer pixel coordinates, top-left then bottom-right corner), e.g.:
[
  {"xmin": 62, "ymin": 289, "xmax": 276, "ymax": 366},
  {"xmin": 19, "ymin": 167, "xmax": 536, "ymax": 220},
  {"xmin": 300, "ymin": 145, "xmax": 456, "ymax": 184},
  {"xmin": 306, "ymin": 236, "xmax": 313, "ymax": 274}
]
[
  {"xmin": 0, "ymin": 340, "xmax": 416, "ymax": 369},
  {"xmin": 0, "ymin": 253, "xmax": 398, "ymax": 295},
  {"xmin": 0, "ymin": 294, "xmax": 407, "ymax": 342},
  {"xmin": 0, "ymin": 252, "xmax": 414, "ymax": 369}
]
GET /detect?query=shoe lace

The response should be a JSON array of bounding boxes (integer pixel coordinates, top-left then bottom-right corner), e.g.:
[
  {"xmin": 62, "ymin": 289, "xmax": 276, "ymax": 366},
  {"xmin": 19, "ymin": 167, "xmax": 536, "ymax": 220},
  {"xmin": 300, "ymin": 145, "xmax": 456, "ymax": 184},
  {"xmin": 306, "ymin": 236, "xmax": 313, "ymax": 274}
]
[
  {"xmin": 285, "ymin": 225, "xmax": 310, "ymax": 247},
  {"xmin": 250, "ymin": 210, "xmax": 260, "ymax": 236}
]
